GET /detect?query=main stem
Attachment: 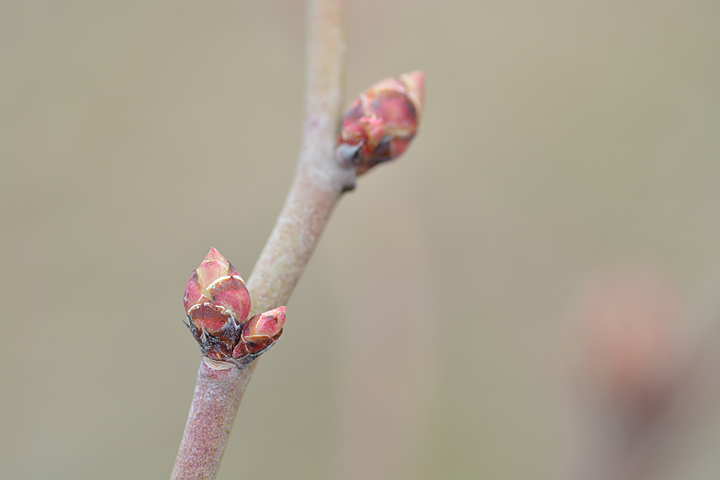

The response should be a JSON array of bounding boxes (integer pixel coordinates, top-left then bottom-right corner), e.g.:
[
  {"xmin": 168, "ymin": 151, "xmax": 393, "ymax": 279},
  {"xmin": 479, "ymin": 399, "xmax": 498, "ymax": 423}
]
[
  {"xmin": 171, "ymin": 1, "xmax": 349, "ymax": 479},
  {"xmin": 246, "ymin": 0, "xmax": 352, "ymax": 316},
  {"xmin": 171, "ymin": 360, "xmax": 257, "ymax": 480}
]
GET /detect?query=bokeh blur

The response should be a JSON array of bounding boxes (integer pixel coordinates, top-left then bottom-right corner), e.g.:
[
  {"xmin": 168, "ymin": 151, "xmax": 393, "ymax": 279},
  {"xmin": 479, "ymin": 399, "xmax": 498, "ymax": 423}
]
[{"xmin": 3, "ymin": 1, "xmax": 720, "ymax": 479}]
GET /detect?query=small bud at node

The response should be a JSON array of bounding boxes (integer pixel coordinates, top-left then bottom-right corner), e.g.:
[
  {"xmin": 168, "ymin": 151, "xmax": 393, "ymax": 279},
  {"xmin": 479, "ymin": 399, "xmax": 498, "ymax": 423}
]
[{"xmin": 336, "ymin": 70, "xmax": 425, "ymax": 175}]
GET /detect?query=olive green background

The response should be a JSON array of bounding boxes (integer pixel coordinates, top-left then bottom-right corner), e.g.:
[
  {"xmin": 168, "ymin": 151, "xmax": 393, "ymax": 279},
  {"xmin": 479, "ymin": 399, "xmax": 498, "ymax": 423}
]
[{"xmin": 2, "ymin": 1, "xmax": 720, "ymax": 479}]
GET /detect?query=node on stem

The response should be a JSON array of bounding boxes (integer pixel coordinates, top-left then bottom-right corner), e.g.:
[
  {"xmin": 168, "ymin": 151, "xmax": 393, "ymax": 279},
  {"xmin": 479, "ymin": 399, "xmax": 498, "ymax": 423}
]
[
  {"xmin": 184, "ymin": 247, "xmax": 286, "ymax": 366},
  {"xmin": 336, "ymin": 70, "xmax": 425, "ymax": 175}
]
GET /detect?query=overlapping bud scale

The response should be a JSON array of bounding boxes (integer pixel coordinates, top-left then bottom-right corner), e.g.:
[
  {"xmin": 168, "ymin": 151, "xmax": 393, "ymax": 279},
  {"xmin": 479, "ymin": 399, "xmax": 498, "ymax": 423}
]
[
  {"xmin": 336, "ymin": 70, "xmax": 425, "ymax": 175},
  {"xmin": 183, "ymin": 248, "xmax": 286, "ymax": 364},
  {"xmin": 234, "ymin": 307, "xmax": 286, "ymax": 358}
]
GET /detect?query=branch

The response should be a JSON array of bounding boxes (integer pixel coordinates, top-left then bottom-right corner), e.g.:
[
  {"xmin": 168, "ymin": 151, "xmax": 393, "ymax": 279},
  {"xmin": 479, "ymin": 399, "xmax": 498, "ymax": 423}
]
[
  {"xmin": 170, "ymin": 359, "xmax": 256, "ymax": 480},
  {"xmin": 171, "ymin": 1, "xmax": 348, "ymax": 478},
  {"xmin": 171, "ymin": 0, "xmax": 425, "ymax": 477},
  {"xmin": 246, "ymin": 0, "xmax": 352, "ymax": 316}
]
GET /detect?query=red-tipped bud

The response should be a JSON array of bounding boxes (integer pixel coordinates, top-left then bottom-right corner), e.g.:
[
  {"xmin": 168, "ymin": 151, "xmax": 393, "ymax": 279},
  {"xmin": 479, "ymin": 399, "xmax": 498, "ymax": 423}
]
[
  {"xmin": 336, "ymin": 70, "xmax": 425, "ymax": 175},
  {"xmin": 233, "ymin": 306, "xmax": 286, "ymax": 358},
  {"xmin": 183, "ymin": 248, "xmax": 286, "ymax": 364},
  {"xmin": 184, "ymin": 247, "xmax": 251, "ymax": 326}
]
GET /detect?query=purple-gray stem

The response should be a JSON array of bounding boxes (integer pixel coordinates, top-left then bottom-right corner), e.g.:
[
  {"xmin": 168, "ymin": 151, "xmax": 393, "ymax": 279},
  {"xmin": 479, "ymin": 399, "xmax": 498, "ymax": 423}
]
[
  {"xmin": 171, "ymin": 0, "xmax": 349, "ymax": 478},
  {"xmin": 171, "ymin": 360, "xmax": 256, "ymax": 480},
  {"xmin": 245, "ymin": 0, "xmax": 353, "ymax": 317}
]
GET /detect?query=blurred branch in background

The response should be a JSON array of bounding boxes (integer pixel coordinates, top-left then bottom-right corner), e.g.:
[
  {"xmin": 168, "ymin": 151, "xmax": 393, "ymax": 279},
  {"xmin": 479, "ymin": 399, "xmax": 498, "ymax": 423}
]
[
  {"xmin": 565, "ymin": 265, "xmax": 720, "ymax": 480},
  {"xmin": 337, "ymin": 207, "xmax": 439, "ymax": 480}
]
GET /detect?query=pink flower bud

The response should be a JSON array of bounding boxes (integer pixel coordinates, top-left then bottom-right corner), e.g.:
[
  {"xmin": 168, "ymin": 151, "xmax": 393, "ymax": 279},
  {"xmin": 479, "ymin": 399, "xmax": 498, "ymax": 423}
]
[
  {"xmin": 184, "ymin": 247, "xmax": 251, "ymax": 328},
  {"xmin": 336, "ymin": 71, "xmax": 425, "ymax": 175},
  {"xmin": 183, "ymin": 248, "xmax": 286, "ymax": 364},
  {"xmin": 235, "ymin": 307, "xmax": 286, "ymax": 356}
]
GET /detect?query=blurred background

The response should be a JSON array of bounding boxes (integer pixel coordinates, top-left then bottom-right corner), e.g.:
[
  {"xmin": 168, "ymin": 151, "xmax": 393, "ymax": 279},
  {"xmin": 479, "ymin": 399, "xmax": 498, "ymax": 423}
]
[{"xmin": 3, "ymin": 1, "xmax": 720, "ymax": 479}]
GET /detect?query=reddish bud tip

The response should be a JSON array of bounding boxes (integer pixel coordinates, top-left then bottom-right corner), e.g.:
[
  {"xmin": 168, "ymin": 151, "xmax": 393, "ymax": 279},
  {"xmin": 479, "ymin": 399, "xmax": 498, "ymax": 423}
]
[
  {"xmin": 336, "ymin": 70, "xmax": 425, "ymax": 175},
  {"xmin": 202, "ymin": 246, "xmax": 226, "ymax": 263},
  {"xmin": 398, "ymin": 70, "xmax": 424, "ymax": 116}
]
